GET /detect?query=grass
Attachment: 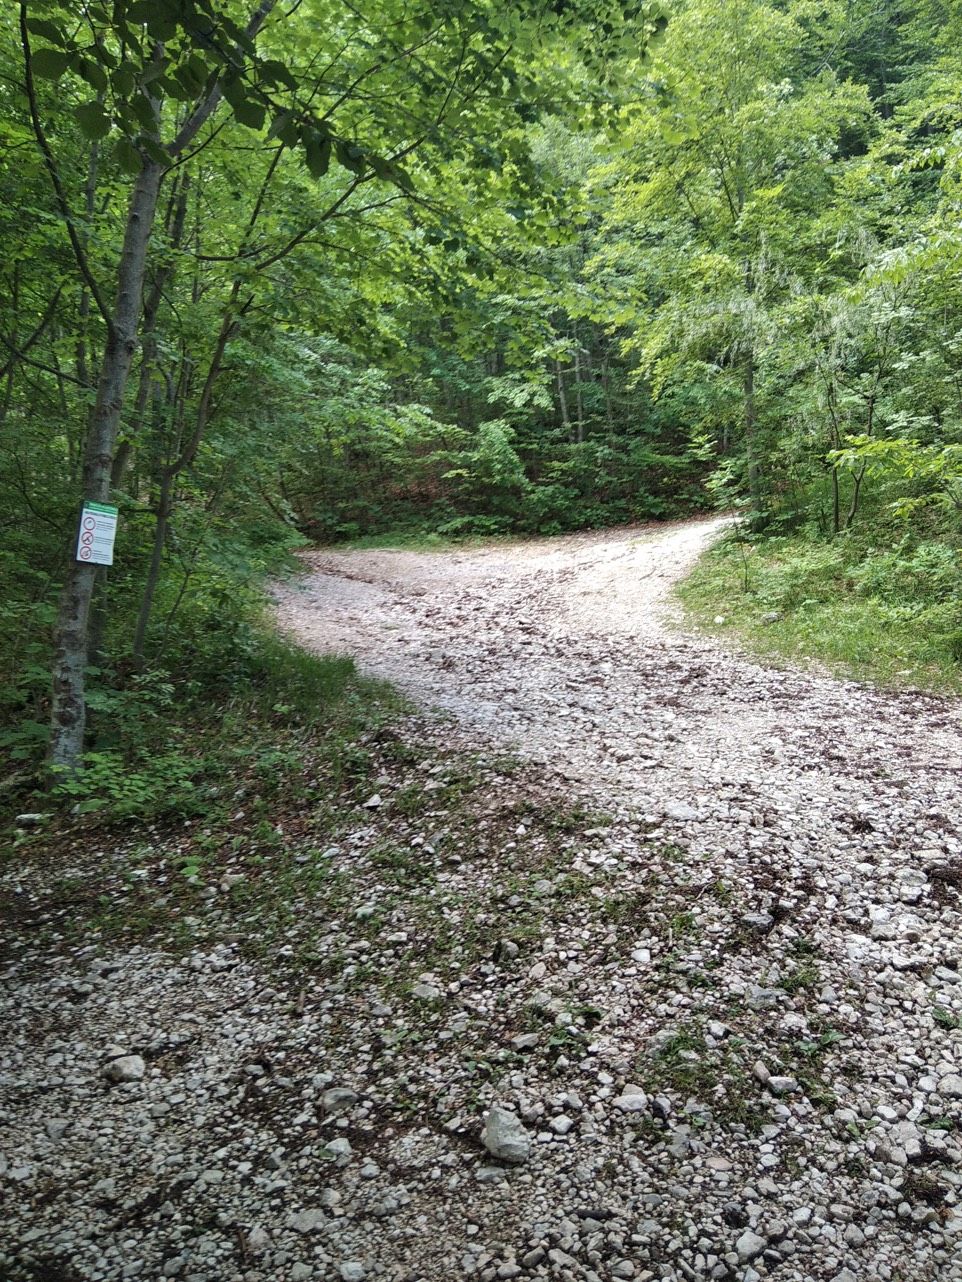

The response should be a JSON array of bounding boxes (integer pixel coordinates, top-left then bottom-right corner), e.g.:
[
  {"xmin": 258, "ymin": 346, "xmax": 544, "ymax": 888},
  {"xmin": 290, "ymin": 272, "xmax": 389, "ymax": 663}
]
[
  {"xmin": 677, "ymin": 527, "xmax": 962, "ymax": 692},
  {"xmin": 335, "ymin": 529, "xmax": 460, "ymax": 551}
]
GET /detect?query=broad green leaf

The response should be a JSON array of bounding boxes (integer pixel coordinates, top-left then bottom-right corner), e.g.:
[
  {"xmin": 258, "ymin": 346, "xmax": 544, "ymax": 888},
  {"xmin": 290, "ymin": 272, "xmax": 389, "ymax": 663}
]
[
  {"xmin": 75, "ymin": 101, "xmax": 111, "ymax": 140},
  {"xmin": 25, "ymin": 19, "xmax": 66, "ymax": 45},
  {"xmin": 30, "ymin": 47, "xmax": 72, "ymax": 80},
  {"xmin": 114, "ymin": 136, "xmax": 142, "ymax": 175},
  {"xmin": 305, "ymin": 133, "xmax": 332, "ymax": 179}
]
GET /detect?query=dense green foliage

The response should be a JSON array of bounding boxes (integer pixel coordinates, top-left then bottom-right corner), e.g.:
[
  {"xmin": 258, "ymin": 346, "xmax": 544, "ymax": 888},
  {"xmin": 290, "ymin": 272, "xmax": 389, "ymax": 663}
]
[{"xmin": 3, "ymin": 0, "xmax": 962, "ymax": 796}]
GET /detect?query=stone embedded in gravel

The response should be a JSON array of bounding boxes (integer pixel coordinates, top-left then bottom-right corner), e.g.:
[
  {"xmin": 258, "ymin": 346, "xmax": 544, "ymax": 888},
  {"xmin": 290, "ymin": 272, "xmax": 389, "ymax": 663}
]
[
  {"xmin": 245, "ymin": 1226, "xmax": 270, "ymax": 1253},
  {"xmin": 510, "ymin": 1033, "xmax": 539, "ymax": 1051},
  {"xmin": 938, "ymin": 1072, "xmax": 962, "ymax": 1097},
  {"xmin": 613, "ymin": 1085, "xmax": 648, "ymax": 1112},
  {"xmin": 747, "ymin": 986, "xmax": 782, "ymax": 1011},
  {"xmin": 767, "ymin": 1075, "xmax": 799, "ymax": 1095},
  {"xmin": 43, "ymin": 1118, "xmax": 70, "ymax": 1141},
  {"xmin": 482, "ymin": 1106, "xmax": 531, "ymax": 1163},
  {"xmin": 103, "ymin": 1054, "xmax": 145, "ymax": 1083},
  {"xmin": 735, "ymin": 1230, "xmax": 767, "ymax": 1262},
  {"xmin": 338, "ymin": 1264, "xmax": 365, "ymax": 1282},
  {"xmin": 322, "ymin": 1087, "xmax": 358, "ymax": 1113},
  {"xmin": 289, "ymin": 1209, "xmax": 326, "ymax": 1234},
  {"xmin": 665, "ymin": 801, "xmax": 698, "ymax": 821},
  {"xmin": 362, "ymin": 794, "xmax": 382, "ymax": 808},
  {"xmin": 741, "ymin": 912, "xmax": 774, "ymax": 932},
  {"xmin": 411, "ymin": 982, "xmax": 441, "ymax": 1000}
]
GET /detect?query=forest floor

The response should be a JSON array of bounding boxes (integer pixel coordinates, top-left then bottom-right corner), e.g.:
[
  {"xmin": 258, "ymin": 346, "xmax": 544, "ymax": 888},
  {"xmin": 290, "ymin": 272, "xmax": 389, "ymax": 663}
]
[{"xmin": 4, "ymin": 517, "xmax": 962, "ymax": 1282}]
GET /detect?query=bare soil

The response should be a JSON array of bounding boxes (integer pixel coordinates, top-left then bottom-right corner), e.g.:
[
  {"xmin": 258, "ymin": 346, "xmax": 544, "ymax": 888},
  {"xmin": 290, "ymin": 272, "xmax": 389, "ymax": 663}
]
[{"xmin": 274, "ymin": 517, "xmax": 962, "ymax": 828}]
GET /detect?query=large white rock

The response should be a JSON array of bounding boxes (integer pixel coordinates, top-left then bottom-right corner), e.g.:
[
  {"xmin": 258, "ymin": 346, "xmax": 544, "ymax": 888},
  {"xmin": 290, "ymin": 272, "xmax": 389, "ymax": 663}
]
[
  {"xmin": 483, "ymin": 1105, "xmax": 531, "ymax": 1164},
  {"xmin": 103, "ymin": 1055, "xmax": 145, "ymax": 1084}
]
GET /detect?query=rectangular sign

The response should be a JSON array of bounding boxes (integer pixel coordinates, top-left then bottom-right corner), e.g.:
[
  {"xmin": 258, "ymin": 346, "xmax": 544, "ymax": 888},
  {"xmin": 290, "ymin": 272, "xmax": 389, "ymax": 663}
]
[{"xmin": 75, "ymin": 501, "xmax": 118, "ymax": 566}]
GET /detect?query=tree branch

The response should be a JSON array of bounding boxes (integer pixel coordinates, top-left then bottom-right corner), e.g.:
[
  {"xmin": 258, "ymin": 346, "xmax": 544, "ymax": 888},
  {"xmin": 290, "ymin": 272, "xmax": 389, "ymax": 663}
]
[{"xmin": 19, "ymin": 5, "xmax": 112, "ymax": 330}]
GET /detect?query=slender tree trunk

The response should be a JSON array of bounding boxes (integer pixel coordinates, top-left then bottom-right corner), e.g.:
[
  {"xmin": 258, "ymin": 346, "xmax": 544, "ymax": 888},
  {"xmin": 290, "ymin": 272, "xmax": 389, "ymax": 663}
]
[
  {"xmin": 744, "ymin": 351, "xmax": 763, "ymax": 521},
  {"xmin": 573, "ymin": 336, "xmax": 585, "ymax": 445},
  {"xmin": 601, "ymin": 355, "xmax": 615, "ymax": 443},
  {"xmin": 49, "ymin": 158, "xmax": 164, "ymax": 772},
  {"xmin": 132, "ymin": 297, "xmax": 241, "ymax": 663},
  {"xmin": 132, "ymin": 471, "xmax": 173, "ymax": 665},
  {"xmin": 555, "ymin": 360, "xmax": 572, "ymax": 441}
]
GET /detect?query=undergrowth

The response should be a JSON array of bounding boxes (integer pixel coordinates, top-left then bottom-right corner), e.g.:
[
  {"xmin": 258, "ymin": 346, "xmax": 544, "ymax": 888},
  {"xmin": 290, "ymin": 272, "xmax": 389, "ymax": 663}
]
[{"xmin": 678, "ymin": 523, "xmax": 962, "ymax": 692}]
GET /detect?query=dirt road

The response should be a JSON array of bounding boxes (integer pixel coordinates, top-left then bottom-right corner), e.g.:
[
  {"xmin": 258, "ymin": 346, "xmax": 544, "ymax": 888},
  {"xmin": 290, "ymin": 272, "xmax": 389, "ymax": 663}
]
[
  {"xmin": 6, "ymin": 520, "xmax": 962, "ymax": 1282},
  {"xmin": 274, "ymin": 517, "xmax": 962, "ymax": 843}
]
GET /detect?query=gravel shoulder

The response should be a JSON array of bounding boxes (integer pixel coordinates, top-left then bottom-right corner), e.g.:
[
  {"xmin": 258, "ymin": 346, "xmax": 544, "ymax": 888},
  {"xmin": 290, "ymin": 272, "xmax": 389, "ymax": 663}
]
[{"xmin": 3, "ymin": 518, "xmax": 962, "ymax": 1282}]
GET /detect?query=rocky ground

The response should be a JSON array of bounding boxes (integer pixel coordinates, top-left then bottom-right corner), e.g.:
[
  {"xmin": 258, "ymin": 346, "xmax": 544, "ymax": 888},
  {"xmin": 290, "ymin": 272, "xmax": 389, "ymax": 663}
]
[{"xmin": 3, "ymin": 518, "xmax": 962, "ymax": 1282}]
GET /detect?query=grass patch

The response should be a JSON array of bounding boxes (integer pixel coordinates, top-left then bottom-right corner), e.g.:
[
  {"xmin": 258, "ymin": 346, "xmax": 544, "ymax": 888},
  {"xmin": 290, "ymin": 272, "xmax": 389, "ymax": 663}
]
[
  {"xmin": 677, "ymin": 528, "xmax": 962, "ymax": 691},
  {"xmin": 642, "ymin": 1024, "xmax": 764, "ymax": 1131},
  {"xmin": 334, "ymin": 529, "xmax": 460, "ymax": 551}
]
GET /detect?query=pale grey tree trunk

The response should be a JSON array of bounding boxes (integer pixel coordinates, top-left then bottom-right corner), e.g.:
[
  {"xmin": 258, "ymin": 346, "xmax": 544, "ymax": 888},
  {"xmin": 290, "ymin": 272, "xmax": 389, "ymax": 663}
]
[{"xmin": 49, "ymin": 159, "xmax": 164, "ymax": 771}]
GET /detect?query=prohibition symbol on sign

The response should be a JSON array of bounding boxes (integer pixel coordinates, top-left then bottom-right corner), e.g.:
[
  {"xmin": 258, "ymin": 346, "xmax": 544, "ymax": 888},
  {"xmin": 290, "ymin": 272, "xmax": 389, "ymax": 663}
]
[{"xmin": 75, "ymin": 501, "xmax": 119, "ymax": 567}]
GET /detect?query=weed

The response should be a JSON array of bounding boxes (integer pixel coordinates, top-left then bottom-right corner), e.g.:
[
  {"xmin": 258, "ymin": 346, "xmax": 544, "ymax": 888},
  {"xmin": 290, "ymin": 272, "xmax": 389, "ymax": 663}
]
[{"xmin": 933, "ymin": 1005, "xmax": 962, "ymax": 1030}]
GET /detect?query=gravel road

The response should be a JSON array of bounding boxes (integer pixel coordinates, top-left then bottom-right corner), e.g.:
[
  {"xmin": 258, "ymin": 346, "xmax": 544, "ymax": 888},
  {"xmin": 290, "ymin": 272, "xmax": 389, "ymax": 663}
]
[
  {"xmin": 5, "ymin": 518, "xmax": 962, "ymax": 1282},
  {"xmin": 276, "ymin": 517, "xmax": 962, "ymax": 817}
]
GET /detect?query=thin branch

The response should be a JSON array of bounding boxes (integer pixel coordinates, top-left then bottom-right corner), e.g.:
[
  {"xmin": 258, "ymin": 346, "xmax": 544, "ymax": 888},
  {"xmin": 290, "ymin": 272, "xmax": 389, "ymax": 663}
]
[
  {"xmin": 19, "ymin": 5, "xmax": 112, "ymax": 329},
  {"xmin": 169, "ymin": 0, "xmax": 278, "ymax": 158},
  {"xmin": 0, "ymin": 286, "xmax": 64, "ymax": 381}
]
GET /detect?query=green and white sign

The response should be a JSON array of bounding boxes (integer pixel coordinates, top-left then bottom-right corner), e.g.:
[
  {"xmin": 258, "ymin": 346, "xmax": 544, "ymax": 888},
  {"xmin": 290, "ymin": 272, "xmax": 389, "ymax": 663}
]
[{"xmin": 76, "ymin": 501, "xmax": 118, "ymax": 566}]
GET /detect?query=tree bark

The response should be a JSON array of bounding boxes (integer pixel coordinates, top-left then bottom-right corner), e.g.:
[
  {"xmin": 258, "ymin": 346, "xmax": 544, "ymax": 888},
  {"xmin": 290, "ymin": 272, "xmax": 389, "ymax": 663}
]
[
  {"xmin": 744, "ymin": 351, "xmax": 763, "ymax": 522},
  {"xmin": 555, "ymin": 359, "xmax": 572, "ymax": 441},
  {"xmin": 49, "ymin": 158, "xmax": 164, "ymax": 771}
]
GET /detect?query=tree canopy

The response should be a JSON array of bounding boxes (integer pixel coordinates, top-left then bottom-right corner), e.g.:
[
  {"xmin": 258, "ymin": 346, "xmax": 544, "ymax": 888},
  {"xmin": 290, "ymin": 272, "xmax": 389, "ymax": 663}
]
[{"xmin": 3, "ymin": 0, "xmax": 962, "ymax": 782}]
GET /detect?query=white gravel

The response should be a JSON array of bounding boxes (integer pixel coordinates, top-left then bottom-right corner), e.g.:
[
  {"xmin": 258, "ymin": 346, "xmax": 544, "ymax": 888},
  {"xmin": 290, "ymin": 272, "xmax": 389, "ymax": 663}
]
[{"xmin": 2, "ymin": 518, "xmax": 962, "ymax": 1281}]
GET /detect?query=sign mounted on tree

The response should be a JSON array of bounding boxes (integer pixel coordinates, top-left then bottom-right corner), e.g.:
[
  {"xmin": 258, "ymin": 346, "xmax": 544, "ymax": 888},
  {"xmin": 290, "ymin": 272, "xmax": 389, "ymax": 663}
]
[{"xmin": 75, "ymin": 501, "xmax": 118, "ymax": 566}]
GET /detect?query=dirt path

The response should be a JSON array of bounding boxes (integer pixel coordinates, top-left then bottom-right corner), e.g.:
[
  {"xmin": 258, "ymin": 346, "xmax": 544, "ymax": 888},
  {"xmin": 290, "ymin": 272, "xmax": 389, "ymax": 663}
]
[
  {"xmin": 5, "ymin": 521, "xmax": 962, "ymax": 1282},
  {"xmin": 274, "ymin": 517, "xmax": 962, "ymax": 844}
]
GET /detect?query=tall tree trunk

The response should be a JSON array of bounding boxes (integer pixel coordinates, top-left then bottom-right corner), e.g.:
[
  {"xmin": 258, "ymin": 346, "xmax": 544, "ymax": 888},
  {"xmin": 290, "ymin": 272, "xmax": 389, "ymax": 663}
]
[
  {"xmin": 743, "ymin": 351, "xmax": 763, "ymax": 522},
  {"xmin": 573, "ymin": 332, "xmax": 585, "ymax": 445},
  {"xmin": 601, "ymin": 355, "xmax": 615, "ymax": 444},
  {"xmin": 132, "ymin": 295, "xmax": 242, "ymax": 664},
  {"xmin": 555, "ymin": 359, "xmax": 572, "ymax": 441},
  {"xmin": 49, "ymin": 158, "xmax": 164, "ymax": 772}
]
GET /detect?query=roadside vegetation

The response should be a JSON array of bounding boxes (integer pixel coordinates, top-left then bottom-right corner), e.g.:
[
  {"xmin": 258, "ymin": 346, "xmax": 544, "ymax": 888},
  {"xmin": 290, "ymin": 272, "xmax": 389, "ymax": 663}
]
[
  {"xmin": 3, "ymin": 0, "xmax": 962, "ymax": 820},
  {"xmin": 679, "ymin": 512, "xmax": 962, "ymax": 692}
]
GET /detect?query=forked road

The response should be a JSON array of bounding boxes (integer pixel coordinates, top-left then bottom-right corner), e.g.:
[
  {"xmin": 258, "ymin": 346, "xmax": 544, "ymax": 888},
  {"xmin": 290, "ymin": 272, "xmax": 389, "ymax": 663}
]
[{"xmin": 275, "ymin": 517, "xmax": 962, "ymax": 866}]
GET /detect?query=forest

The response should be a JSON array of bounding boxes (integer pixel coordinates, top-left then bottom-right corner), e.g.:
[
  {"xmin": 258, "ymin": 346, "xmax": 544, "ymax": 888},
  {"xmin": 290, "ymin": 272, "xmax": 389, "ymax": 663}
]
[
  {"xmin": 2, "ymin": 0, "xmax": 962, "ymax": 796},
  {"xmin": 6, "ymin": 6, "xmax": 962, "ymax": 1282}
]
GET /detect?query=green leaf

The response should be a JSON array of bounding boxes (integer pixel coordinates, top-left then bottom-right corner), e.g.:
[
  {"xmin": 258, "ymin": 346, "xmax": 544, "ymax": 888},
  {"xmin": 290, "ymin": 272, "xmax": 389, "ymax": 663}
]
[
  {"xmin": 30, "ymin": 48, "xmax": 72, "ymax": 80},
  {"xmin": 114, "ymin": 136, "xmax": 142, "ymax": 175},
  {"xmin": 140, "ymin": 136, "xmax": 169, "ymax": 165},
  {"xmin": 305, "ymin": 133, "xmax": 332, "ymax": 179},
  {"xmin": 111, "ymin": 64, "xmax": 136, "ymax": 96},
  {"xmin": 75, "ymin": 101, "xmax": 111, "ymax": 140},
  {"xmin": 26, "ymin": 18, "xmax": 67, "ymax": 45},
  {"xmin": 335, "ymin": 141, "xmax": 366, "ymax": 174},
  {"xmin": 131, "ymin": 93, "xmax": 158, "ymax": 130},
  {"xmin": 259, "ymin": 59, "xmax": 297, "ymax": 90},
  {"xmin": 268, "ymin": 110, "xmax": 294, "ymax": 140},
  {"xmin": 77, "ymin": 58, "xmax": 109, "ymax": 92},
  {"xmin": 231, "ymin": 97, "xmax": 267, "ymax": 131}
]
